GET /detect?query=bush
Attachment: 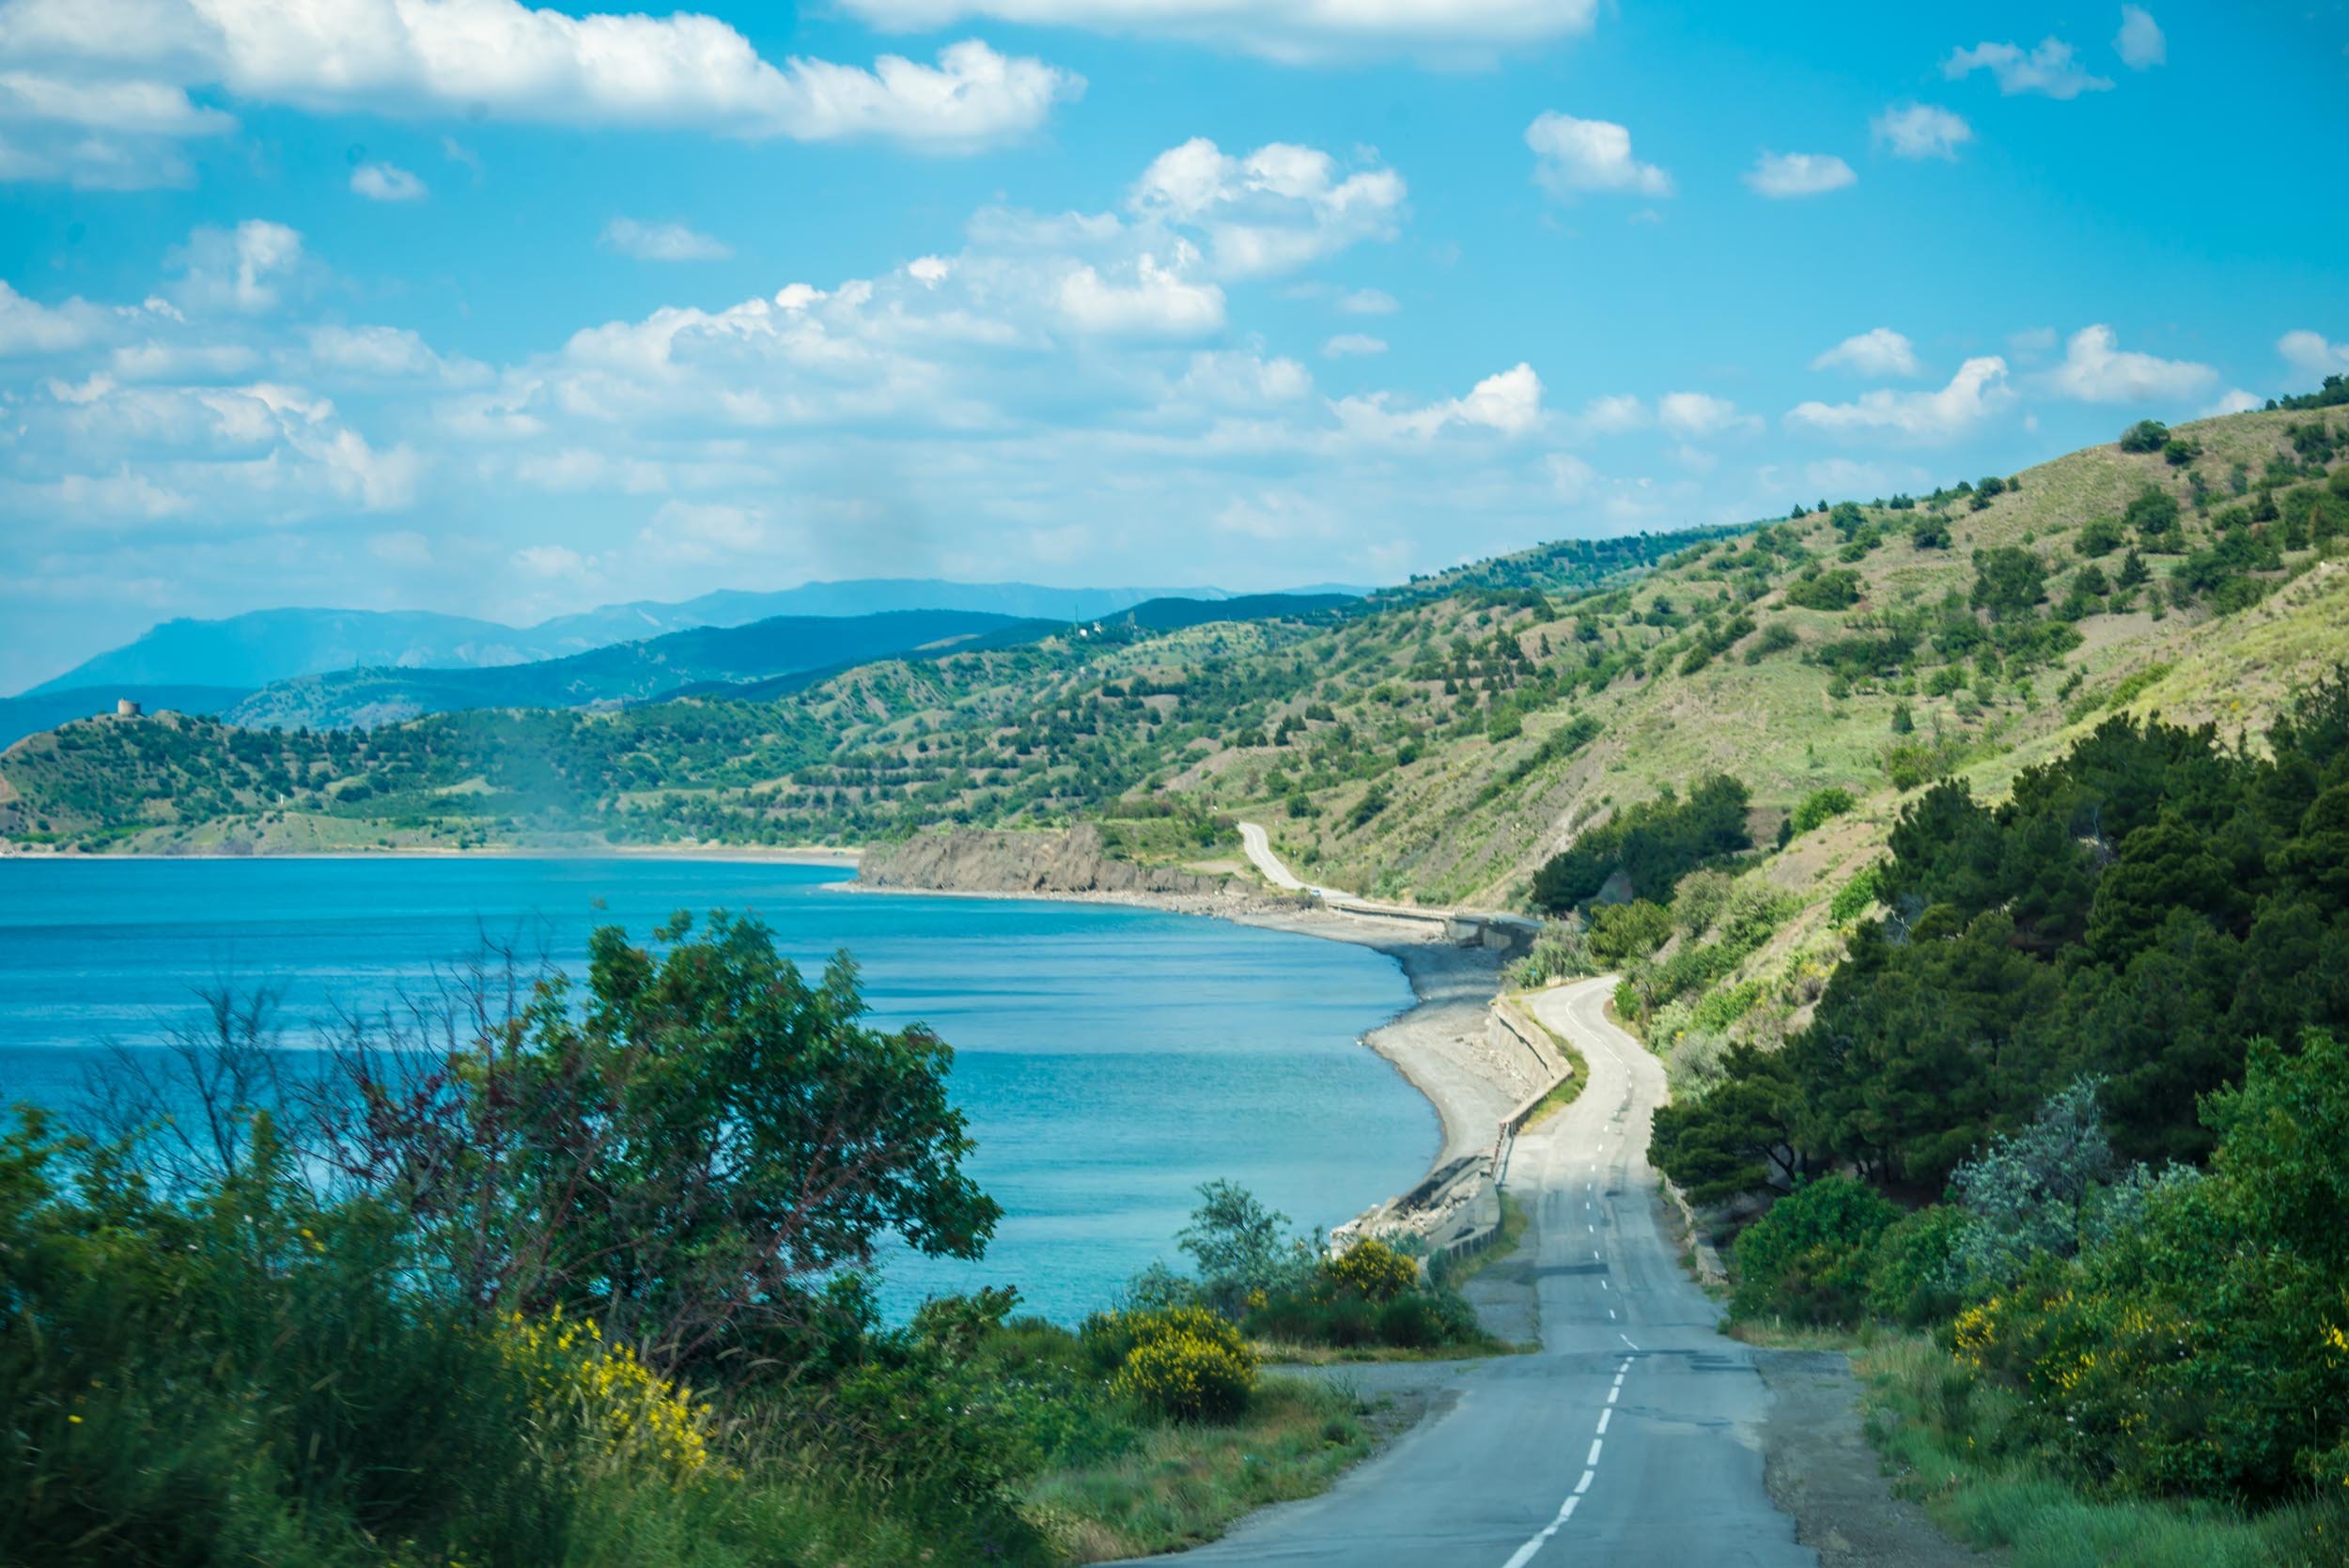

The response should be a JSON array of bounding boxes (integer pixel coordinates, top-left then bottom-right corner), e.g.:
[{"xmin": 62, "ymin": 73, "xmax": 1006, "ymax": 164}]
[
  {"xmin": 1785, "ymin": 567, "xmax": 1864, "ymax": 612},
  {"xmin": 1730, "ymin": 1174, "xmax": 1901, "ymax": 1326},
  {"xmin": 1864, "ymin": 1204, "xmax": 1971, "ymax": 1327},
  {"xmin": 2118, "ymin": 419, "xmax": 2170, "ymax": 454},
  {"xmin": 1587, "ymin": 899, "xmax": 1673, "ymax": 966},
  {"xmin": 1789, "ymin": 786, "xmax": 1855, "ymax": 837},
  {"xmin": 1318, "ymin": 1238, "xmax": 1417, "ymax": 1303},
  {"xmin": 2075, "ymin": 516, "xmax": 2125, "ymax": 557},
  {"xmin": 1113, "ymin": 1329, "xmax": 1257, "ymax": 1423}
]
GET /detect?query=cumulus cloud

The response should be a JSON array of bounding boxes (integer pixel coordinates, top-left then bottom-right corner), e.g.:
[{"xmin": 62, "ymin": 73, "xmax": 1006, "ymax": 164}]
[
  {"xmin": 829, "ymin": 0, "xmax": 1601, "ymax": 64},
  {"xmin": 350, "ymin": 161, "xmax": 425, "ymax": 201},
  {"xmin": 1812, "ymin": 328, "xmax": 1921, "ymax": 379},
  {"xmin": 1872, "ymin": 102, "xmax": 1972, "ymax": 161},
  {"xmin": 1743, "ymin": 150, "xmax": 1855, "ymax": 198},
  {"xmin": 1336, "ymin": 364, "xmax": 1542, "ymax": 441},
  {"xmin": 0, "ymin": 68, "xmax": 235, "ymax": 188},
  {"xmin": 1657, "ymin": 391, "xmax": 1759, "ymax": 440},
  {"xmin": 0, "ymin": 279, "xmax": 106, "ymax": 354},
  {"xmin": 1526, "ymin": 112, "xmax": 1672, "ymax": 199},
  {"xmin": 2115, "ymin": 7, "xmax": 2166, "ymax": 70},
  {"xmin": 2201, "ymin": 389, "xmax": 2261, "ymax": 418},
  {"xmin": 171, "ymin": 220, "xmax": 304, "ymax": 314},
  {"xmin": 1129, "ymin": 138, "xmax": 1404, "ymax": 278},
  {"xmin": 2044, "ymin": 324, "xmax": 2216, "ymax": 403},
  {"xmin": 1322, "ymin": 333, "xmax": 1386, "ymax": 358},
  {"xmin": 1057, "ymin": 250, "xmax": 1225, "ymax": 336},
  {"xmin": 2279, "ymin": 329, "xmax": 2349, "ymax": 379},
  {"xmin": 602, "ymin": 218, "xmax": 733, "ymax": 262},
  {"xmin": 1943, "ymin": 38, "xmax": 2113, "ymax": 99},
  {"xmin": 1787, "ymin": 356, "xmax": 2012, "ymax": 443},
  {"xmin": 0, "ymin": 1, "xmax": 1080, "ymax": 168}
]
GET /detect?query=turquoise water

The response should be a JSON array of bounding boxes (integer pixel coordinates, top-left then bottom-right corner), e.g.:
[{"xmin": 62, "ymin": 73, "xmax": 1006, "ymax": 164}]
[{"xmin": 0, "ymin": 857, "xmax": 1432, "ymax": 1322}]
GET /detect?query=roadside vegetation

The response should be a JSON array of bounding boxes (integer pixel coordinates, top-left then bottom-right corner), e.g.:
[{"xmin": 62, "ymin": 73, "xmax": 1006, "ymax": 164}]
[
  {"xmin": 0, "ymin": 916, "xmax": 1411, "ymax": 1567},
  {"xmin": 1642, "ymin": 672, "xmax": 2349, "ymax": 1560}
]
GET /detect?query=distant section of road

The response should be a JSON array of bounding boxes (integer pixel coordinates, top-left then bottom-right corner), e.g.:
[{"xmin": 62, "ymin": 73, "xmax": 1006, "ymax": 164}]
[
  {"xmin": 1114, "ymin": 976, "xmax": 1816, "ymax": 1568},
  {"xmin": 1237, "ymin": 820, "xmax": 1320, "ymax": 894}
]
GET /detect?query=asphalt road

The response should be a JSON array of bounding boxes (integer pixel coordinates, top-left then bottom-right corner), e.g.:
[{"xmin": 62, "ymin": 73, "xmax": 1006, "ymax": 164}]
[{"xmin": 1120, "ymin": 976, "xmax": 1816, "ymax": 1568}]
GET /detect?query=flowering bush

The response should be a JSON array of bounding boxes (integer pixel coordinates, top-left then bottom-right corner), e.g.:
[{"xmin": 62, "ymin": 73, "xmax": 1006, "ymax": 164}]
[
  {"xmin": 1317, "ymin": 1238, "xmax": 1418, "ymax": 1304},
  {"xmin": 1113, "ymin": 1330, "xmax": 1257, "ymax": 1422},
  {"xmin": 500, "ymin": 1307, "xmax": 717, "ymax": 1477}
]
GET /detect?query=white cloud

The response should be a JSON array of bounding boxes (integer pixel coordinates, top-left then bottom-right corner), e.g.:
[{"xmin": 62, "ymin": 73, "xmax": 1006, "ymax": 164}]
[
  {"xmin": 1943, "ymin": 39, "xmax": 2113, "ymax": 99},
  {"xmin": 1787, "ymin": 355, "xmax": 2012, "ymax": 443},
  {"xmin": 2201, "ymin": 389, "xmax": 2260, "ymax": 418},
  {"xmin": 602, "ymin": 218, "xmax": 733, "ymax": 262},
  {"xmin": 1545, "ymin": 452, "xmax": 1596, "ymax": 501},
  {"xmin": 513, "ymin": 543, "xmax": 593, "ymax": 580},
  {"xmin": 829, "ymin": 0, "xmax": 1601, "ymax": 64},
  {"xmin": 0, "ymin": 69, "xmax": 234, "ymax": 188},
  {"xmin": 1056, "ymin": 250, "xmax": 1225, "ymax": 336},
  {"xmin": 2008, "ymin": 325, "xmax": 2059, "ymax": 355},
  {"xmin": 1335, "ymin": 363, "xmax": 1543, "ymax": 441},
  {"xmin": 350, "ymin": 161, "xmax": 425, "ymax": 201},
  {"xmin": 1564, "ymin": 393, "xmax": 1646, "ymax": 440},
  {"xmin": 1337, "ymin": 287, "xmax": 1397, "ymax": 316},
  {"xmin": 1872, "ymin": 101, "xmax": 1972, "ymax": 161},
  {"xmin": 1526, "ymin": 112, "xmax": 1672, "ymax": 199},
  {"xmin": 2279, "ymin": 329, "xmax": 2349, "ymax": 379},
  {"xmin": 1657, "ymin": 391, "xmax": 1759, "ymax": 440},
  {"xmin": 171, "ymin": 219, "xmax": 304, "ymax": 314},
  {"xmin": 0, "ymin": 279, "xmax": 105, "ymax": 354},
  {"xmin": 2115, "ymin": 7, "xmax": 2166, "ymax": 70},
  {"xmin": 1128, "ymin": 138, "xmax": 1404, "ymax": 279},
  {"xmin": 1743, "ymin": 150, "xmax": 1855, "ymax": 198},
  {"xmin": 2045, "ymin": 324, "xmax": 2216, "ymax": 403},
  {"xmin": 1812, "ymin": 327, "xmax": 1921, "ymax": 379},
  {"xmin": 1322, "ymin": 333, "xmax": 1386, "ymax": 358},
  {"xmin": 0, "ymin": 4, "xmax": 1080, "ymax": 160}
]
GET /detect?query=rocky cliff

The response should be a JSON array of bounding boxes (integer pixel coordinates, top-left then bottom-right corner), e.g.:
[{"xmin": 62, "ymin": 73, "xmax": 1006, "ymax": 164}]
[{"xmin": 858, "ymin": 824, "xmax": 1237, "ymax": 896}]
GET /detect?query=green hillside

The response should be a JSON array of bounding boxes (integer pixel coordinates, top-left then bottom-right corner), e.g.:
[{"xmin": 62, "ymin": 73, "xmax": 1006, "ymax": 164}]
[{"xmin": 5, "ymin": 403, "xmax": 2346, "ymax": 894}]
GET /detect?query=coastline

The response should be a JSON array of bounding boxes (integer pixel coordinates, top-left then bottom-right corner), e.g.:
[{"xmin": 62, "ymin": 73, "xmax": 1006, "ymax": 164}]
[
  {"xmin": 851, "ymin": 877, "xmax": 1520, "ymax": 1171},
  {"xmin": 0, "ymin": 843, "xmax": 863, "ymax": 867}
]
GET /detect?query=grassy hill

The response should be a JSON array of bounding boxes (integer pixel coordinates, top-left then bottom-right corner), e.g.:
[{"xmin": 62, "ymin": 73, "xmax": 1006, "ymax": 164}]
[{"xmin": 6, "ymin": 404, "xmax": 2345, "ymax": 912}]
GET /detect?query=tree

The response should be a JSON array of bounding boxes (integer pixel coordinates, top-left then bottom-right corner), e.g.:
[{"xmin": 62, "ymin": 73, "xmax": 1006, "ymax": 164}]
[
  {"xmin": 2118, "ymin": 418, "xmax": 2170, "ymax": 454},
  {"xmin": 1968, "ymin": 546, "xmax": 2047, "ymax": 621},
  {"xmin": 319, "ymin": 913, "xmax": 999, "ymax": 1364}
]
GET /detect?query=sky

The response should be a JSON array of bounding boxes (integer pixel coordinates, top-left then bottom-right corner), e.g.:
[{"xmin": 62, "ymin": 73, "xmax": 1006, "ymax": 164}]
[{"xmin": 3, "ymin": 1, "xmax": 2348, "ymax": 692}]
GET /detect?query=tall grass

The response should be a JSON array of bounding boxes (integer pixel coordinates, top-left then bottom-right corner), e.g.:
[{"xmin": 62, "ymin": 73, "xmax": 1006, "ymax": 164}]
[{"xmin": 1857, "ymin": 1334, "xmax": 2347, "ymax": 1568}]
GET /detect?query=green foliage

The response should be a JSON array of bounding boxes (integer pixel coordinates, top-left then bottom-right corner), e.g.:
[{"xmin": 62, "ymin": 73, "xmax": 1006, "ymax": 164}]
[
  {"xmin": 1830, "ymin": 863, "xmax": 1886, "ymax": 925},
  {"xmin": 1531, "ymin": 774, "xmax": 1752, "ymax": 911},
  {"xmin": 1784, "ymin": 567, "xmax": 1864, "ymax": 612},
  {"xmin": 1586, "ymin": 899, "xmax": 1673, "ymax": 966},
  {"xmin": 1728, "ymin": 1174, "xmax": 1900, "ymax": 1326},
  {"xmin": 2118, "ymin": 419, "xmax": 2170, "ymax": 455},
  {"xmin": 1680, "ymin": 666, "xmax": 2349, "ymax": 1200},
  {"xmin": 1176, "ymin": 1181, "xmax": 1314, "ymax": 1316},
  {"xmin": 2075, "ymin": 516, "xmax": 2125, "ymax": 557},
  {"xmin": 1955, "ymin": 1032, "xmax": 2349, "ymax": 1504},
  {"xmin": 1969, "ymin": 547, "xmax": 2048, "ymax": 621},
  {"xmin": 1094, "ymin": 1307, "xmax": 1258, "ymax": 1422},
  {"xmin": 1789, "ymin": 785, "xmax": 1856, "ymax": 837},
  {"xmin": 1864, "ymin": 1204, "xmax": 1971, "ymax": 1327}
]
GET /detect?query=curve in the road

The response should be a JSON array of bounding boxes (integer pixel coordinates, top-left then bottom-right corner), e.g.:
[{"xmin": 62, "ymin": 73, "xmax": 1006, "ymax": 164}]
[{"xmin": 1119, "ymin": 977, "xmax": 1816, "ymax": 1568}]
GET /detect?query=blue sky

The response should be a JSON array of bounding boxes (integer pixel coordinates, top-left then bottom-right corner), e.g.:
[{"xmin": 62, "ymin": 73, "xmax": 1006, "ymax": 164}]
[{"xmin": 3, "ymin": 0, "xmax": 2347, "ymax": 691}]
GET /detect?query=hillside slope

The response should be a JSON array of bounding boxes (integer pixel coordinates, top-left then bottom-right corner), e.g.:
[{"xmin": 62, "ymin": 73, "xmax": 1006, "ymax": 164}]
[{"xmin": 5, "ymin": 404, "xmax": 2344, "ymax": 893}]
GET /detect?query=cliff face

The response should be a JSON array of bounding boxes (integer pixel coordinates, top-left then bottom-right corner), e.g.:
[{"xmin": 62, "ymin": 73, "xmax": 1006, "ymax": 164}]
[{"xmin": 858, "ymin": 824, "xmax": 1235, "ymax": 896}]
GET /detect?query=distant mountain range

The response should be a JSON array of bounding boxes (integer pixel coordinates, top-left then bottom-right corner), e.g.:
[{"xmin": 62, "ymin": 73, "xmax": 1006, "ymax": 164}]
[
  {"xmin": 22, "ymin": 578, "xmax": 1354, "ymax": 699},
  {"xmin": 0, "ymin": 593, "xmax": 1361, "ymax": 743}
]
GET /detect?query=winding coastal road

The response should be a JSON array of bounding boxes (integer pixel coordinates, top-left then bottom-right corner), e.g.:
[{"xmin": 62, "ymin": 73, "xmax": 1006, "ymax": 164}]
[{"xmin": 1130, "ymin": 976, "xmax": 1814, "ymax": 1567}]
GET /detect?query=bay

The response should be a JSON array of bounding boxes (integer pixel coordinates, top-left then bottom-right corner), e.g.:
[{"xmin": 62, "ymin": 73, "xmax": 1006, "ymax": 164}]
[{"xmin": 0, "ymin": 856, "xmax": 1434, "ymax": 1323}]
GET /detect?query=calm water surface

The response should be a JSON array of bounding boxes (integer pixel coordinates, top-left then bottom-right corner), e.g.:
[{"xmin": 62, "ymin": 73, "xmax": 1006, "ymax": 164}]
[{"xmin": 0, "ymin": 857, "xmax": 1432, "ymax": 1321}]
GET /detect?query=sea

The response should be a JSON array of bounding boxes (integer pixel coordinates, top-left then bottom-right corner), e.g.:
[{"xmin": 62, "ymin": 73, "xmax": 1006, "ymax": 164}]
[{"xmin": 0, "ymin": 855, "xmax": 1434, "ymax": 1323}]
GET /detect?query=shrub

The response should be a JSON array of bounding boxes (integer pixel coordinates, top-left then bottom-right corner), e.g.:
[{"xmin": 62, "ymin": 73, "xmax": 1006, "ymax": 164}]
[
  {"xmin": 1788, "ymin": 786, "xmax": 1855, "ymax": 837},
  {"xmin": 1113, "ymin": 1329, "xmax": 1257, "ymax": 1422},
  {"xmin": 2075, "ymin": 515, "xmax": 2125, "ymax": 556},
  {"xmin": 1828, "ymin": 863, "xmax": 1884, "ymax": 925},
  {"xmin": 1730, "ymin": 1174, "xmax": 1901, "ymax": 1326},
  {"xmin": 1587, "ymin": 899, "xmax": 1672, "ymax": 965},
  {"xmin": 1784, "ymin": 567, "xmax": 1864, "ymax": 612},
  {"xmin": 2118, "ymin": 418, "xmax": 2169, "ymax": 454},
  {"xmin": 1864, "ymin": 1204, "xmax": 1971, "ymax": 1327},
  {"xmin": 1318, "ymin": 1238, "xmax": 1418, "ymax": 1304}
]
